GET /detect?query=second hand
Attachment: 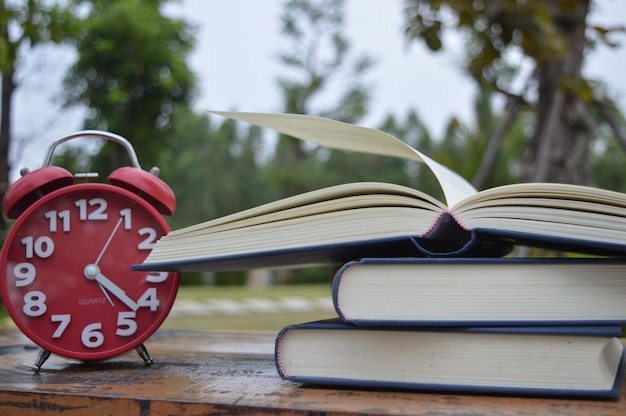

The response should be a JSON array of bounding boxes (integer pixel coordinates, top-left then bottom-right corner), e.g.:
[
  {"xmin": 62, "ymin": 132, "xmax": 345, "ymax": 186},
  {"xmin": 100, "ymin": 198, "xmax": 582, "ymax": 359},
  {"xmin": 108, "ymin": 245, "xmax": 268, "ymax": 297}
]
[
  {"xmin": 94, "ymin": 216, "xmax": 125, "ymax": 306},
  {"xmin": 95, "ymin": 216, "xmax": 124, "ymax": 266}
]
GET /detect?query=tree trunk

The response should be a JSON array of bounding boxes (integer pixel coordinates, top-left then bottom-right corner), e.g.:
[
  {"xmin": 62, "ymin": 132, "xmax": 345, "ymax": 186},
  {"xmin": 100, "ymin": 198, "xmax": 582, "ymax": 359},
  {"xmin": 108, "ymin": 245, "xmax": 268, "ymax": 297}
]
[
  {"xmin": 0, "ymin": 67, "xmax": 14, "ymax": 233},
  {"xmin": 472, "ymin": 96, "xmax": 523, "ymax": 189},
  {"xmin": 522, "ymin": 0, "xmax": 594, "ymax": 185},
  {"xmin": 0, "ymin": 67, "xmax": 14, "ymax": 311}
]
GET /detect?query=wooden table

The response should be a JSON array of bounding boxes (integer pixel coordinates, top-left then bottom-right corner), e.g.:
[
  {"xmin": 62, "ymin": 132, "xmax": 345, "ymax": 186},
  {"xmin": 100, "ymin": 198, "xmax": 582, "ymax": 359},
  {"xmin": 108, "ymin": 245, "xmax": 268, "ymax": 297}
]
[{"xmin": 1, "ymin": 327, "xmax": 625, "ymax": 415}]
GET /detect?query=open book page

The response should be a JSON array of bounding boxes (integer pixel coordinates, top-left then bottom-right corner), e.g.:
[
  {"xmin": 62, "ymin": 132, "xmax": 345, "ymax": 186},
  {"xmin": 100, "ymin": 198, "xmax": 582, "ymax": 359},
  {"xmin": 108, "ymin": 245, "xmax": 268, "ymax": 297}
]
[
  {"xmin": 450, "ymin": 182, "xmax": 626, "ymax": 246},
  {"xmin": 452, "ymin": 182, "xmax": 626, "ymax": 211},
  {"xmin": 167, "ymin": 182, "xmax": 445, "ymax": 237},
  {"xmin": 210, "ymin": 111, "xmax": 477, "ymax": 207}
]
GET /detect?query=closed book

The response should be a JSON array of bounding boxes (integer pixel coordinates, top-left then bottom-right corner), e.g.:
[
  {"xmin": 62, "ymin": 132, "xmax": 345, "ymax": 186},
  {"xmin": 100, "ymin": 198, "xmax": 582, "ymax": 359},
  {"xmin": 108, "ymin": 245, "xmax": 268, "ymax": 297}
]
[
  {"xmin": 332, "ymin": 258, "xmax": 626, "ymax": 326},
  {"xmin": 275, "ymin": 319, "xmax": 625, "ymax": 399}
]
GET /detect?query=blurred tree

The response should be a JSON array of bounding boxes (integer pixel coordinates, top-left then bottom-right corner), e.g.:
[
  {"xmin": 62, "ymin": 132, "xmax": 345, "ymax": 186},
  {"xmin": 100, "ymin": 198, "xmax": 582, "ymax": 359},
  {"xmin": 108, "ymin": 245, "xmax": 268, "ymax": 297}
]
[
  {"xmin": 163, "ymin": 109, "xmax": 266, "ymax": 230},
  {"xmin": 62, "ymin": 0, "xmax": 196, "ymax": 175},
  {"xmin": 370, "ymin": 110, "xmax": 438, "ymax": 195},
  {"xmin": 0, "ymin": 0, "xmax": 76, "ymax": 311},
  {"xmin": 272, "ymin": 0, "xmax": 376, "ymax": 197},
  {"xmin": 403, "ymin": 0, "xmax": 625, "ymax": 186},
  {"xmin": 451, "ymin": 83, "xmax": 530, "ymax": 190},
  {"xmin": 591, "ymin": 93, "xmax": 626, "ymax": 192},
  {"xmin": 0, "ymin": 0, "xmax": 76, "ymax": 234},
  {"xmin": 277, "ymin": 0, "xmax": 374, "ymax": 120}
]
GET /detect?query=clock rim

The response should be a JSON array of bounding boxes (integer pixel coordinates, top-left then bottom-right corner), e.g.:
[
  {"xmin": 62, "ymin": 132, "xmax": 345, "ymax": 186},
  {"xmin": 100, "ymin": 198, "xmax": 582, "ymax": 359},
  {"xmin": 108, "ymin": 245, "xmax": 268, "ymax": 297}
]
[{"xmin": 0, "ymin": 182, "xmax": 180, "ymax": 361}]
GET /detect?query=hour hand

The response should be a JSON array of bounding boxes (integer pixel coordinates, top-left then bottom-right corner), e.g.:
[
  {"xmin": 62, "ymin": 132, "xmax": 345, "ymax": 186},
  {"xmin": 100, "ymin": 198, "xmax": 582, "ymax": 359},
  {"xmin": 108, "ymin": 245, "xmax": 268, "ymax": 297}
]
[{"xmin": 84, "ymin": 264, "xmax": 139, "ymax": 311}]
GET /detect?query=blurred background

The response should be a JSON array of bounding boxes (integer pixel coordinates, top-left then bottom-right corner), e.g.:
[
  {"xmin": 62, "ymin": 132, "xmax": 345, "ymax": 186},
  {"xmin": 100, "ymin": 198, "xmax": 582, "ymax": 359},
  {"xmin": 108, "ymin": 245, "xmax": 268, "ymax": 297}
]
[{"xmin": 2, "ymin": 0, "xmax": 625, "ymax": 329}]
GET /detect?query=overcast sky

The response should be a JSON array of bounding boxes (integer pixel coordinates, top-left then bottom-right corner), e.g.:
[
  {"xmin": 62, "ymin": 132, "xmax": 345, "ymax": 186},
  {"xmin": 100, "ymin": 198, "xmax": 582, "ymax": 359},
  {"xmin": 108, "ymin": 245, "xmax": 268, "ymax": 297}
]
[
  {"xmin": 10, "ymin": 0, "xmax": 626, "ymax": 181},
  {"xmin": 172, "ymin": 0, "xmax": 626, "ymax": 127}
]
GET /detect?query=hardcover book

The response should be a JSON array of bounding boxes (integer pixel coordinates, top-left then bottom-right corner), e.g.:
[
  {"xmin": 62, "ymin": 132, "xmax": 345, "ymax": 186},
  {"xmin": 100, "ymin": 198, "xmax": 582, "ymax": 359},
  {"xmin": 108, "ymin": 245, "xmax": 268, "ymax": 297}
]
[
  {"xmin": 134, "ymin": 112, "xmax": 626, "ymax": 272},
  {"xmin": 332, "ymin": 258, "xmax": 626, "ymax": 326},
  {"xmin": 275, "ymin": 319, "xmax": 625, "ymax": 399}
]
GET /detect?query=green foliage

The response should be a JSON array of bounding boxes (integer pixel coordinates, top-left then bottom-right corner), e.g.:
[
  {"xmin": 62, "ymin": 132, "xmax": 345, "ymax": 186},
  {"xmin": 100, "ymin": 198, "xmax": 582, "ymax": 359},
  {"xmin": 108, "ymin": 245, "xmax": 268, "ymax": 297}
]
[
  {"xmin": 277, "ymin": 0, "xmax": 375, "ymax": 119},
  {"xmin": 282, "ymin": 266, "xmax": 336, "ymax": 284},
  {"xmin": 0, "ymin": 0, "xmax": 77, "ymax": 71},
  {"xmin": 449, "ymin": 84, "xmax": 529, "ymax": 189},
  {"xmin": 0, "ymin": 0, "xmax": 79, "ymax": 241},
  {"xmin": 591, "ymin": 106, "xmax": 626, "ymax": 193},
  {"xmin": 49, "ymin": 140, "xmax": 97, "ymax": 174},
  {"xmin": 63, "ymin": 0, "xmax": 196, "ymax": 173},
  {"xmin": 162, "ymin": 109, "xmax": 268, "ymax": 230},
  {"xmin": 404, "ymin": 0, "xmax": 573, "ymax": 87},
  {"xmin": 403, "ymin": 0, "xmax": 626, "ymax": 187},
  {"xmin": 0, "ymin": 0, "xmax": 80, "ymax": 309}
]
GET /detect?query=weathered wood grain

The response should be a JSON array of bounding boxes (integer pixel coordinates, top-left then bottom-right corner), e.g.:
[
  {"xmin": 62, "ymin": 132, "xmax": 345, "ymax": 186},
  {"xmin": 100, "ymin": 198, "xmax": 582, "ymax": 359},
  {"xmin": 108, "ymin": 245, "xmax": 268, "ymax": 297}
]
[{"xmin": 1, "ymin": 328, "xmax": 624, "ymax": 415}]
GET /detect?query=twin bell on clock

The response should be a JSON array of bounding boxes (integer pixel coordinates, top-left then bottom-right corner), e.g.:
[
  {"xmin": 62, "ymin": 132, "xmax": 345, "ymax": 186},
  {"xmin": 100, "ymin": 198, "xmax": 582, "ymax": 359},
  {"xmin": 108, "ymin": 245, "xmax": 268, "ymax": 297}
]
[{"xmin": 0, "ymin": 130, "xmax": 180, "ymax": 371}]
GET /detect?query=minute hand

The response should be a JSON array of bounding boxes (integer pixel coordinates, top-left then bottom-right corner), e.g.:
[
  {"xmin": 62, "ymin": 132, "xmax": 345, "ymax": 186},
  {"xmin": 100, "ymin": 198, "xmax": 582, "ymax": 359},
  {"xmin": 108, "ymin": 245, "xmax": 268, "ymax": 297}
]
[{"xmin": 84, "ymin": 264, "xmax": 139, "ymax": 311}]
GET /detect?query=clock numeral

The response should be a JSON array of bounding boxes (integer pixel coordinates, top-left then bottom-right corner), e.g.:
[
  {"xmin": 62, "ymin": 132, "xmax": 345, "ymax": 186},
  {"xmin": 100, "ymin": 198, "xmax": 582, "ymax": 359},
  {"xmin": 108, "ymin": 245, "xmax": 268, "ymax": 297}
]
[
  {"xmin": 23, "ymin": 291, "xmax": 47, "ymax": 317},
  {"xmin": 49, "ymin": 314, "xmax": 137, "ymax": 345},
  {"xmin": 13, "ymin": 262, "xmax": 36, "ymax": 287},
  {"xmin": 146, "ymin": 271, "xmax": 168, "ymax": 283},
  {"xmin": 21, "ymin": 236, "xmax": 54, "ymax": 259},
  {"xmin": 45, "ymin": 210, "xmax": 70, "ymax": 232},
  {"xmin": 137, "ymin": 227, "xmax": 158, "ymax": 250},
  {"xmin": 75, "ymin": 198, "xmax": 108, "ymax": 221},
  {"xmin": 120, "ymin": 208, "xmax": 132, "ymax": 230},
  {"xmin": 137, "ymin": 288, "xmax": 160, "ymax": 311},
  {"xmin": 51, "ymin": 314, "xmax": 71, "ymax": 338},
  {"xmin": 116, "ymin": 311, "xmax": 137, "ymax": 336},
  {"xmin": 81, "ymin": 323, "xmax": 105, "ymax": 348}
]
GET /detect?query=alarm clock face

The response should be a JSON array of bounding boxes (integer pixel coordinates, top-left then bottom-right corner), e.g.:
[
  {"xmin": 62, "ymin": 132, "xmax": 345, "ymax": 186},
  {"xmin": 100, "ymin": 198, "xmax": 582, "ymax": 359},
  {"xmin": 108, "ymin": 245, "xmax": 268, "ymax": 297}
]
[{"xmin": 0, "ymin": 183, "xmax": 179, "ymax": 361}]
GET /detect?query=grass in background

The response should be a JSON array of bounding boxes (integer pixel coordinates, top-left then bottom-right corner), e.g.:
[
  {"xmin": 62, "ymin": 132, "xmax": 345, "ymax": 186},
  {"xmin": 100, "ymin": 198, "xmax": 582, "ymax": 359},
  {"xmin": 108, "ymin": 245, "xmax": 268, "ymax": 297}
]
[
  {"xmin": 174, "ymin": 284, "xmax": 332, "ymax": 301},
  {"xmin": 161, "ymin": 284, "xmax": 336, "ymax": 331}
]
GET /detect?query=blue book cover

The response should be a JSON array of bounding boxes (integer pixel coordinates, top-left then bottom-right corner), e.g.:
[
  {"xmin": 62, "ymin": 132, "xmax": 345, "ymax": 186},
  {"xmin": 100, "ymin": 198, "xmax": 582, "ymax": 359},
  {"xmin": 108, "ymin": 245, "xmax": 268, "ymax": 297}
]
[
  {"xmin": 133, "ymin": 222, "xmax": 511, "ymax": 272},
  {"xmin": 275, "ymin": 319, "xmax": 625, "ymax": 399}
]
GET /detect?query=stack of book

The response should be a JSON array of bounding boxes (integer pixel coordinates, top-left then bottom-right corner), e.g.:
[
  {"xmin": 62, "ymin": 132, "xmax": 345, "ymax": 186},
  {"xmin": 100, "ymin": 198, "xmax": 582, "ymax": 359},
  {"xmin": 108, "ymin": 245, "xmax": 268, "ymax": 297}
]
[
  {"xmin": 275, "ymin": 258, "xmax": 626, "ymax": 398},
  {"xmin": 134, "ymin": 112, "xmax": 626, "ymax": 399}
]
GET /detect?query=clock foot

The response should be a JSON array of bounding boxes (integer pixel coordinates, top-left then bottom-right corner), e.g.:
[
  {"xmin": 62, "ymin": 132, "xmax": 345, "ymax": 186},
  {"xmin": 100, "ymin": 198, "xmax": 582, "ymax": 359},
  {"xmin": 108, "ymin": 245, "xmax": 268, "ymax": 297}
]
[
  {"xmin": 135, "ymin": 343, "xmax": 153, "ymax": 366},
  {"xmin": 31, "ymin": 349, "xmax": 51, "ymax": 372}
]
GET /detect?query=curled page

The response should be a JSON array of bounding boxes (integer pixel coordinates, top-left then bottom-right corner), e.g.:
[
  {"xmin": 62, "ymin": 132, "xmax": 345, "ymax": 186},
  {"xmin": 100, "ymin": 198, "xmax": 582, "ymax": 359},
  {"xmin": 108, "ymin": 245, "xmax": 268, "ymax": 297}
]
[{"xmin": 210, "ymin": 111, "xmax": 477, "ymax": 207}]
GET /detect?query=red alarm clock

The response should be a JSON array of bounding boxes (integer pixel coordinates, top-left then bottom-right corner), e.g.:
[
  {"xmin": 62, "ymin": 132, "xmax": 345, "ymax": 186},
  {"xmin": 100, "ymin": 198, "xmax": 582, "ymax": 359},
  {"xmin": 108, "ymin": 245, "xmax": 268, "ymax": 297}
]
[{"xmin": 0, "ymin": 131, "xmax": 179, "ymax": 371}]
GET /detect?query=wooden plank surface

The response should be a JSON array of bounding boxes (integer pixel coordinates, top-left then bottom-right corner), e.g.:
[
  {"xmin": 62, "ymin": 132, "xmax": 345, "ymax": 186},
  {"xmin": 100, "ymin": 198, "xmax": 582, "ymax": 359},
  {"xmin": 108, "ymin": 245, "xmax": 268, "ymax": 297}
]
[{"xmin": 0, "ymin": 327, "xmax": 625, "ymax": 415}]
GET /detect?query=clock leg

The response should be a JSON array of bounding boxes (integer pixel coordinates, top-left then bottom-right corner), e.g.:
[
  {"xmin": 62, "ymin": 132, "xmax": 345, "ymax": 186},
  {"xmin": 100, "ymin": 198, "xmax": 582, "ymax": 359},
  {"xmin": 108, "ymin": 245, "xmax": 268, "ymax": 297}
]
[
  {"xmin": 31, "ymin": 349, "xmax": 51, "ymax": 372},
  {"xmin": 135, "ymin": 343, "xmax": 153, "ymax": 366}
]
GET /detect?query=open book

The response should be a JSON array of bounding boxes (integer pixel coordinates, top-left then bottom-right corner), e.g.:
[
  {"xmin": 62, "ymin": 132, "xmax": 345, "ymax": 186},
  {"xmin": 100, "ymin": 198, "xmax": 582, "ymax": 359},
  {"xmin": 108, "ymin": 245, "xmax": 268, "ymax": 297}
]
[{"xmin": 134, "ymin": 111, "xmax": 626, "ymax": 272}]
